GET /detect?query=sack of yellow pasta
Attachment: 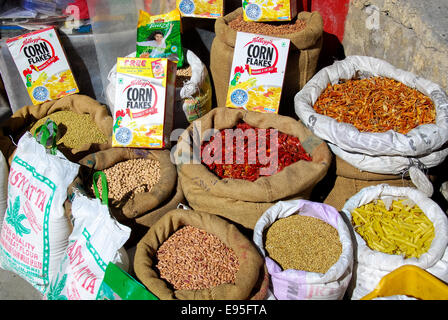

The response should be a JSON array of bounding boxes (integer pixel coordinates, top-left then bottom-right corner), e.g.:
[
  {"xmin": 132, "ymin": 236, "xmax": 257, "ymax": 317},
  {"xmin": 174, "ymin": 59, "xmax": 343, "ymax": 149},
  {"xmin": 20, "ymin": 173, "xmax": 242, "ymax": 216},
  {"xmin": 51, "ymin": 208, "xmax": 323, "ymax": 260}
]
[
  {"xmin": 6, "ymin": 27, "xmax": 79, "ymax": 105},
  {"xmin": 177, "ymin": 0, "xmax": 224, "ymax": 19},
  {"xmin": 225, "ymin": 31, "xmax": 290, "ymax": 114},
  {"xmin": 136, "ymin": 9, "xmax": 184, "ymax": 68},
  {"xmin": 342, "ymin": 184, "xmax": 448, "ymax": 300}
]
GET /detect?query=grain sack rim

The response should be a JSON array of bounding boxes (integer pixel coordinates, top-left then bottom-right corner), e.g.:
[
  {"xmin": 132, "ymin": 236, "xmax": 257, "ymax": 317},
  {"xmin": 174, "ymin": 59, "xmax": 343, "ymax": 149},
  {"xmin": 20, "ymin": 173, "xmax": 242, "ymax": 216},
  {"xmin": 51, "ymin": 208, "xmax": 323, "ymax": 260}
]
[
  {"xmin": 0, "ymin": 94, "xmax": 112, "ymax": 165},
  {"xmin": 133, "ymin": 208, "xmax": 264, "ymax": 300},
  {"xmin": 215, "ymin": 7, "xmax": 324, "ymax": 51},
  {"xmin": 174, "ymin": 107, "xmax": 332, "ymax": 203},
  {"xmin": 341, "ymin": 184, "xmax": 448, "ymax": 271},
  {"xmin": 77, "ymin": 147, "xmax": 177, "ymax": 219}
]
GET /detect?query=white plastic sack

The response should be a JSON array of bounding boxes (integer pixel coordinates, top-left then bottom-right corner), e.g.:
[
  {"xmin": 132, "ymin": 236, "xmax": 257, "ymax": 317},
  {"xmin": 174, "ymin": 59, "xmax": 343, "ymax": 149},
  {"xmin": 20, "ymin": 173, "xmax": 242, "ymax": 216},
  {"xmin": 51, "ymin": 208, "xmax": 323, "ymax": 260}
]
[
  {"xmin": 0, "ymin": 132, "xmax": 80, "ymax": 294},
  {"xmin": 106, "ymin": 49, "xmax": 212, "ymax": 125},
  {"xmin": 45, "ymin": 191, "xmax": 131, "ymax": 300},
  {"xmin": 342, "ymin": 184, "xmax": 448, "ymax": 300},
  {"xmin": 253, "ymin": 200, "xmax": 354, "ymax": 300},
  {"xmin": 294, "ymin": 55, "xmax": 448, "ymax": 158},
  {"xmin": 0, "ymin": 151, "xmax": 8, "ymax": 230}
]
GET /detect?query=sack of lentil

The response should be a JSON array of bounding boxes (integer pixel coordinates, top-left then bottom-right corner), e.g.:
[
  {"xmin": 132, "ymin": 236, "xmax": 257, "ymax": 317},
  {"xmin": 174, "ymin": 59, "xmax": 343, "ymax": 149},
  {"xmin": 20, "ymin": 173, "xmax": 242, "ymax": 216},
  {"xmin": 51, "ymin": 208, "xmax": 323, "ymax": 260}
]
[
  {"xmin": 72, "ymin": 147, "xmax": 177, "ymax": 222},
  {"xmin": 46, "ymin": 190, "xmax": 131, "ymax": 300},
  {"xmin": 294, "ymin": 55, "xmax": 448, "ymax": 176},
  {"xmin": 253, "ymin": 199, "xmax": 353, "ymax": 300},
  {"xmin": 105, "ymin": 49, "xmax": 212, "ymax": 129},
  {"xmin": 210, "ymin": 7, "xmax": 323, "ymax": 115},
  {"xmin": 0, "ymin": 151, "xmax": 7, "ymax": 231},
  {"xmin": 341, "ymin": 184, "xmax": 448, "ymax": 300},
  {"xmin": 172, "ymin": 107, "xmax": 332, "ymax": 229},
  {"xmin": 133, "ymin": 208, "xmax": 264, "ymax": 300},
  {"xmin": 0, "ymin": 129, "xmax": 80, "ymax": 295},
  {"xmin": 0, "ymin": 94, "xmax": 112, "ymax": 165},
  {"xmin": 322, "ymin": 155, "xmax": 416, "ymax": 211}
]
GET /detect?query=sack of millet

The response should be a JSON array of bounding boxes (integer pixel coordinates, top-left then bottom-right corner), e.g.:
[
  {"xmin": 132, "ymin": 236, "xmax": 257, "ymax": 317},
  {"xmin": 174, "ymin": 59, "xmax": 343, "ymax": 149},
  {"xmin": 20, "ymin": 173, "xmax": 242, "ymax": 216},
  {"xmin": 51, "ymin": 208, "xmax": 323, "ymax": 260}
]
[{"xmin": 0, "ymin": 94, "xmax": 112, "ymax": 165}]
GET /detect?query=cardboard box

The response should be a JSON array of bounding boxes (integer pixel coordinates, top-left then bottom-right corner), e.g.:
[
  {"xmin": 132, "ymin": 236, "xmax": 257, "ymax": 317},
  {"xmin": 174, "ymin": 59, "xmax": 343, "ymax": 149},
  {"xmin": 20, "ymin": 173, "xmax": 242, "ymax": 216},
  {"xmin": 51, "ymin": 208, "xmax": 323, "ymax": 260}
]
[
  {"xmin": 176, "ymin": 0, "xmax": 224, "ymax": 19},
  {"xmin": 6, "ymin": 27, "xmax": 79, "ymax": 105},
  {"xmin": 242, "ymin": 0, "xmax": 297, "ymax": 21},
  {"xmin": 225, "ymin": 32, "xmax": 290, "ymax": 114},
  {"xmin": 112, "ymin": 57, "xmax": 176, "ymax": 149}
]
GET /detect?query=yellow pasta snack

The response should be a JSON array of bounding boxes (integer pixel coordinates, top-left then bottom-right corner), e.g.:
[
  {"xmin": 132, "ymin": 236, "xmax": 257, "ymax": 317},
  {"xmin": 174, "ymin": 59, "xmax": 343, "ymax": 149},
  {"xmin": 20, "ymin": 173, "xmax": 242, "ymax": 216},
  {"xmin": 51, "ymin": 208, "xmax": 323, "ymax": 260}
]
[
  {"xmin": 7, "ymin": 27, "xmax": 79, "ymax": 105},
  {"xmin": 226, "ymin": 32, "xmax": 290, "ymax": 114},
  {"xmin": 242, "ymin": 0, "xmax": 297, "ymax": 22},
  {"xmin": 351, "ymin": 199, "xmax": 435, "ymax": 259},
  {"xmin": 112, "ymin": 57, "xmax": 176, "ymax": 149}
]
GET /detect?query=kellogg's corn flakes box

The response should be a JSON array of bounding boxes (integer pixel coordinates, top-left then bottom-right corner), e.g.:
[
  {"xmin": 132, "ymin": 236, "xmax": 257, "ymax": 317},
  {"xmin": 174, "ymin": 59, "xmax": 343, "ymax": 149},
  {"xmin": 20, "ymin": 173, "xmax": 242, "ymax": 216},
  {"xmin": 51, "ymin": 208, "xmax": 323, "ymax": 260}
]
[
  {"xmin": 176, "ymin": 0, "xmax": 224, "ymax": 19},
  {"xmin": 6, "ymin": 27, "xmax": 79, "ymax": 105},
  {"xmin": 225, "ymin": 32, "xmax": 290, "ymax": 114},
  {"xmin": 242, "ymin": 0, "xmax": 297, "ymax": 21},
  {"xmin": 113, "ymin": 57, "xmax": 176, "ymax": 149}
]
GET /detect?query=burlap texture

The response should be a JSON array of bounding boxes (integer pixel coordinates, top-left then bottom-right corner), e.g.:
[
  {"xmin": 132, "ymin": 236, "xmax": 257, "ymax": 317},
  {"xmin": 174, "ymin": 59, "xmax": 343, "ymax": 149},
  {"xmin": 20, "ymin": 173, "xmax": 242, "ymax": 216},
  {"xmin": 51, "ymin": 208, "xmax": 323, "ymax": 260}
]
[
  {"xmin": 72, "ymin": 147, "xmax": 177, "ymax": 221},
  {"xmin": 0, "ymin": 94, "xmax": 112, "ymax": 165},
  {"xmin": 210, "ymin": 7, "xmax": 323, "ymax": 115},
  {"xmin": 324, "ymin": 156, "xmax": 414, "ymax": 211},
  {"xmin": 173, "ymin": 107, "xmax": 332, "ymax": 229},
  {"xmin": 133, "ymin": 209, "xmax": 264, "ymax": 300}
]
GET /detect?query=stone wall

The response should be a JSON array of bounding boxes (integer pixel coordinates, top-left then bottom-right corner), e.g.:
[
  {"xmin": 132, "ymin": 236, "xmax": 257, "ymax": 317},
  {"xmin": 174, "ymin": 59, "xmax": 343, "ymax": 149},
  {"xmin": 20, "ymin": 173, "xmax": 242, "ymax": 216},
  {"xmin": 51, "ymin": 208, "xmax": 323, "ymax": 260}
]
[{"xmin": 343, "ymin": 0, "xmax": 448, "ymax": 93}]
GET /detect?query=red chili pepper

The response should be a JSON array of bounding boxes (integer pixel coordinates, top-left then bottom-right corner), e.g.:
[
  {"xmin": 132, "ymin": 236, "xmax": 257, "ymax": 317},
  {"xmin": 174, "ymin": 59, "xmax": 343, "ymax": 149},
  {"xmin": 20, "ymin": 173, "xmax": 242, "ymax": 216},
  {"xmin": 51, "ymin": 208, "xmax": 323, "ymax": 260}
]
[{"xmin": 201, "ymin": 122, "xmax": 312, "ymax": 181}]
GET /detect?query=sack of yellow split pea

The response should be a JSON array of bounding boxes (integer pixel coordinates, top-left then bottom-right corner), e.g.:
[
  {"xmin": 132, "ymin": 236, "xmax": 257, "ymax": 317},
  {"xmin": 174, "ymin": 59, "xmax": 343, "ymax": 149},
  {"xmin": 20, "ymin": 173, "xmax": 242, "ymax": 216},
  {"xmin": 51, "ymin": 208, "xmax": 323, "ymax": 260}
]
[{"xmin": 341, "ymin": 184, "xmax": 448, "ymax": 300}]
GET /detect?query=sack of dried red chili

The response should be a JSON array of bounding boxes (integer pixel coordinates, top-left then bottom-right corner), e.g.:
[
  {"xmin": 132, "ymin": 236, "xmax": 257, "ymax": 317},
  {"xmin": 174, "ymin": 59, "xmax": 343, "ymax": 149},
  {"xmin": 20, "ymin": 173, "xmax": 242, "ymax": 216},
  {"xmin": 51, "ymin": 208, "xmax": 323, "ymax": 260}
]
[
  {"xmin": 172, "ymin": 107, "xmax": 332, "ymax": 229},
  {"xmin": 294, "ymin": 55, "xmax": 448, "ymax": 194}
]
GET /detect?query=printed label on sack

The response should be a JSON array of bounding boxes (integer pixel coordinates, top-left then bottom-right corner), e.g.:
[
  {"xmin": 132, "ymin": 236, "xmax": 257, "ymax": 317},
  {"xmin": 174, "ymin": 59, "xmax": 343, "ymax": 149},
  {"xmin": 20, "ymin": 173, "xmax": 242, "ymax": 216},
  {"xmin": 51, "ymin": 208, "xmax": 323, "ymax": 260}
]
[
  {"xmin": 225, "ymin": 32, "xmax": 290, "ymax": 114},
  {"xmin": 0, "ymin": 156, "xmax": 56, "ymax": 293},
  {"xmin": 242, "ymin": 0, "xmax": 297, "ymax": 21},
  {"xmin": 112, "ymin": 57, "xmax": 176, "ymax": 149},
  {"xmin": 6, "ymin": 27, "xmax": 79, "ymax": 105}
]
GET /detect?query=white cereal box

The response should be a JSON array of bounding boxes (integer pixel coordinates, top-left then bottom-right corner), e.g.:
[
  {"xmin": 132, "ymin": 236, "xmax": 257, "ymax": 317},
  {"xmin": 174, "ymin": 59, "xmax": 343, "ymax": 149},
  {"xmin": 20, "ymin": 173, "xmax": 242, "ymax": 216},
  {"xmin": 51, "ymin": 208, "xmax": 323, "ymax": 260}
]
[
  {"xmin": 6, "ymin": 27, "xmax": 79, "ymax": 105},
  {"xmin": 242, "ymin": 0, "xmax": 297, "ymax": 21},
  {"xmin": 176, "ymin": 0, "xmax": 224, "ymax": 19},
  {"xmin": 112, "ymin": 57, "xmax": 176, "ymax": 149},
  {"xmin": 225, "ymin": 32, "xmax": 290, "ymax": 114}
]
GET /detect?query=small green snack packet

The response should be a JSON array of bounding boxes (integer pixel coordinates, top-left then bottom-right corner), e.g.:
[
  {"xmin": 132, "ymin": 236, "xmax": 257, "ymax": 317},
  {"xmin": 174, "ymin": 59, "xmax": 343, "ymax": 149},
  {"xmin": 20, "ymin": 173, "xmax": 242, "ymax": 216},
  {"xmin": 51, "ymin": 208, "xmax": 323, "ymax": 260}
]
[
  {"xmin": 96, "ymin": 263, "xmax": 159, "ymax": 300},
  {"xmin": 136, "ymin": 9, "xmax": 184, "ymax": 68}
]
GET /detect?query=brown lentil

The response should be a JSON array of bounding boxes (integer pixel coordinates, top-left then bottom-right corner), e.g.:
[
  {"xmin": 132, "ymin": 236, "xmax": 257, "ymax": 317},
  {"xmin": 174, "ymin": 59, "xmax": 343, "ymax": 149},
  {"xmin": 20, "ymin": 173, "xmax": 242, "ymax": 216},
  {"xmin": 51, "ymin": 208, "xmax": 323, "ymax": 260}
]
[
  {"xmin": 30, "ymin": 110, "xmax": 108, "ymax": 149},
  {"xmin": 93, "ymin": 158, "xmax": 160, "ymax": 203},
  {"xmin": 176, "ymin": 65, "xmax": 192, "ymax": 87},
  {"xmin": 265, "ymin": 215, "xmax": 342, "ymax": 273},
  {"xmin": 228, "ymin": 14, "xmax": 307, "ymax": 35},
  {"xmin": 156, "ymin": 225, "xmax": 240, "ymax": 290}
]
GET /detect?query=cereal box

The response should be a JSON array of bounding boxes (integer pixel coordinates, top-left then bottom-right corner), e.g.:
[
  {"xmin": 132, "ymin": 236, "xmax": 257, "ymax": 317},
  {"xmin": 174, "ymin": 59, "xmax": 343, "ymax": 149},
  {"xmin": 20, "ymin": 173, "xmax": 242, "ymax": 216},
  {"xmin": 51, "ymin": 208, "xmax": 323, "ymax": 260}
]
[
  {"xmin": 242, "ymin": 0, "xmax": 297, "ymax": 21},
  {"xmin": 6, "ymin": 27, "xmax": 79, "ymax": 105},
  {"xmin": 225, "ymin": 32, "xmax": 290, "ymax": 114},
  {"xmin": 112, "ymin": 57, "xmax": 176, "ymax": 149},
  {"xmin": 176, "ymin": 0, "xmax": 224, "ymax": 19}
]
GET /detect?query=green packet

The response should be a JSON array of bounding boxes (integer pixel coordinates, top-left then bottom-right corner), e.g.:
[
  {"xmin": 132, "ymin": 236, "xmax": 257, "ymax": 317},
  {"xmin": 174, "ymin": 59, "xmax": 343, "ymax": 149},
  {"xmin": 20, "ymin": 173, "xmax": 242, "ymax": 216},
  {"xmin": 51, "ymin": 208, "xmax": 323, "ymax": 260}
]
[
  {"xmin": 96, "ymin": 263, "xmax": 158, "ymax": 300},
  {"xmin": 136, "ymin": 9, "xmax": 184, "ymax": 68}
]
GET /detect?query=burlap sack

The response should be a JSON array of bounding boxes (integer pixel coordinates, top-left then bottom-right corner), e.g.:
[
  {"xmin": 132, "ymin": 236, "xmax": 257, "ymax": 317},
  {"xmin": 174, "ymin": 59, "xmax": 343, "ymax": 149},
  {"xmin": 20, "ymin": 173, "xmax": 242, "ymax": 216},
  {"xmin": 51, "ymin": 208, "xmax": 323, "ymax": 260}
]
[
  {"xmin": 323, "ymin": 156, "xmax": 415, "ymax": 211},
  {"xmin": 133, "ymin": 209, "xmax": 264, "ymax": 300},
  {"xmin": 210, "ymin": 7, "xmax": 323, "ymax": 116},
  {"xmin": 70, "ymin": 147, "xmax": 177, "ymax": 221},
  {"xmin": 0, "ymin": 94, "xmax": 112, "ymax": 165},
  {"xmin": 173, "ymin": 107, "xmax": 332, "ymax": 229}
]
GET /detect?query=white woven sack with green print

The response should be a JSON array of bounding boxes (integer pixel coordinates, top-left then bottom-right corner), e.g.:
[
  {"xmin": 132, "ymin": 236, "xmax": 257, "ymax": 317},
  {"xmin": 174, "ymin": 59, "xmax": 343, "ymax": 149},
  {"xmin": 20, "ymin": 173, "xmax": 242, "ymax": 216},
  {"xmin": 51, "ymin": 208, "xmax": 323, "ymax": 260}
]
[
  {"xmin": 46, "ymin": 183, "xmax": 131, "ymax": 300},
  {"xmin": 0, "ymin": 129, "xmax": 80, "ymax": 295},
  {"xmin": 0, "ymin": 151, "xmax": 8, "ymax": 230}
]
